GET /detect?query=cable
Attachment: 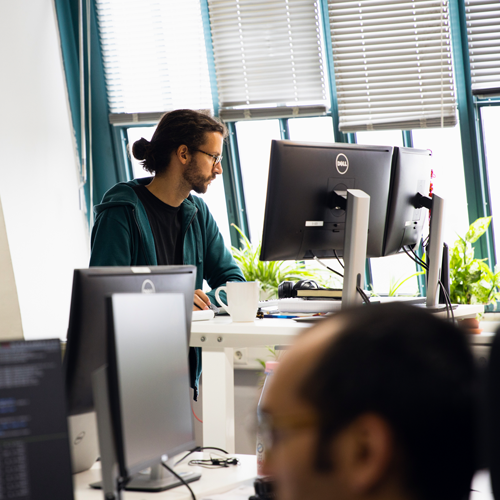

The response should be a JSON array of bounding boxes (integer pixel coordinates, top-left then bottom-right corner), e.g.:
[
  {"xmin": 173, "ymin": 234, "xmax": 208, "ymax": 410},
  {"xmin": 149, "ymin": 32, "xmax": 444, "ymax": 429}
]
[
  {"xmin": 312, "ymin": 255, "xmax": 343, "ymax": 278},
  {"xmin": 422, "ymin": 234, "xmax": 430, "ymax": 250},
  {"xmin": 312, "ymin": 252, "xmax": 368, "ymax": 303},
  {"xmin": 191, "ymin": 401, "xmax": 202, "ymax": 423},
  {"xmin": 438, "ymin": 279, "xmax": 455, "ymax": 322},
  {"xmin": 409, "ymin": 245, "xmax": 428, "ymax": 270},
  {"xmin": 403, "ymin": 246, "xmax": 428, "ymax": 270},
  {"xmin": 356, "ymin": 286, "xmax": 371, "ymax": 304},
  {"xmin": 404, "ymin": 246, "xmax": 455, "ymax": 322},
  {"xmin": 162, "ymin": 462, "xmax": 196, "ymax": 500},
  {"xmin": 174, "ymin": 446, "xmax": 229, "ymax": 466},
  {"xmin": 188, "ymin": 457, "xmax": 240, "ymax": 469},
  {"xmin": 333, "ymin": 249, "xmax": 345, "ymax": 269}
]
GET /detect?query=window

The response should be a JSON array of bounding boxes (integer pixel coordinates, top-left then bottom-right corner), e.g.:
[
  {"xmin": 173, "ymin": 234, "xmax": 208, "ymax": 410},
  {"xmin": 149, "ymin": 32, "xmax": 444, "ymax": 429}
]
[
  {"xmin": 127, "ymin": 127, "xmax": 155, "ymax": 179},
  {"xmin": 356, "ymin": 130, "xmax": 404, "ymax": 147},
  {"xmin": 412, "ymin": 125, "xmax": 469, "ymax": 246},
  {"xmin": 287, "ymin": 116, "xmax": 335, "ymax": 142},
  {"xmin": 235, "ymin": 120, "xmax": 281, "ymax": 243},
  {"xmin": 356, "ymin": 130, "xmax": 418, "ymax": 296},
  {"xmin": 81, "ymin": 0, "xmax": 494, "ymax": 296}
]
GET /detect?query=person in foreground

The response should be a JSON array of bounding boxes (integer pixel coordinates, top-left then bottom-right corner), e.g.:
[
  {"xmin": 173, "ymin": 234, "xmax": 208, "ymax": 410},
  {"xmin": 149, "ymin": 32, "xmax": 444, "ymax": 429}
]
[
  {"xmin": 260, "ymin": 302, "xmax": 478, "ymax": 500},
  {"xmin": 89, "ymin": 109, "xmax": 245, "ymax": 396}
]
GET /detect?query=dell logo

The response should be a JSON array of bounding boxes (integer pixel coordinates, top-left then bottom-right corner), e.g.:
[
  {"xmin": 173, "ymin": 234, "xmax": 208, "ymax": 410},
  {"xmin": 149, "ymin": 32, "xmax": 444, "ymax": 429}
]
[
  {"xmin": 74, "ymin": 432, "xmax": 85, "ymax": 446},
  {"xmin": 336, "ymin": 153, "xmax": 349, "ymax": 174},
  {"xmin": 141, "ymin": 279, "xmax": 156, "ymax": 294}
]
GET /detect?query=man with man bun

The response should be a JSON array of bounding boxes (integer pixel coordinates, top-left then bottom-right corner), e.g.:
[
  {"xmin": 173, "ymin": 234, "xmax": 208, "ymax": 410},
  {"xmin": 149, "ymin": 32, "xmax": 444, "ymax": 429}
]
[{"xmin": 89, "ymin": 109, "xmax": 245, "ymax": 396}]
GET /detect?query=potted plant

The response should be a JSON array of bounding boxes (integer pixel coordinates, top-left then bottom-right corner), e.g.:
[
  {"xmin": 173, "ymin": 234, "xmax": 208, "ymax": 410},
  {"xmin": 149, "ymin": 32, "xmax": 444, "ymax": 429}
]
[
  {"xmin": 449, "ymin": 216, "xmax": 500, "ymax": 332},
  {"xmin": 230, "ymin": 224, "xmax": 329, "ymax": 300}
]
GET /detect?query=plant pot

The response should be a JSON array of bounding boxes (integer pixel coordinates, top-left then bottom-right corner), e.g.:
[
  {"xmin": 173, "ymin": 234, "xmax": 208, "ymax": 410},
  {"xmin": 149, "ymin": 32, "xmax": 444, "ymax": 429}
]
[{"xmin": 459, "ymin": 318, "xmax": 483, "ymax": 335}]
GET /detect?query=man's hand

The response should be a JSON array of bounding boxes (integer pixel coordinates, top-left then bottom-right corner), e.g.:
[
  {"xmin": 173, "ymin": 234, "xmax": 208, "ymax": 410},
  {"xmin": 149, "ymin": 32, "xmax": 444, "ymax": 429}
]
[{"xmin": 193, "ymin": 289, "xmax": 211, "ymax": 311}]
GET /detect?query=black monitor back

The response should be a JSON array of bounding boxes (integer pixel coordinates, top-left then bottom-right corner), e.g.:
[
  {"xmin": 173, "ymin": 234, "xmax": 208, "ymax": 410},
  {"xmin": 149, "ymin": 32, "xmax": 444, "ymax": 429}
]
[
  {"xmin": 64, "ymin": 266, "xmax": 196, "ymax": 416},
  {"xmin": 260, "ymin": 140, "xmax": 394, "ymax": 261},
  {"xmin": 383, "ymin": 147, "xmax": 432, "ymax": 256}
]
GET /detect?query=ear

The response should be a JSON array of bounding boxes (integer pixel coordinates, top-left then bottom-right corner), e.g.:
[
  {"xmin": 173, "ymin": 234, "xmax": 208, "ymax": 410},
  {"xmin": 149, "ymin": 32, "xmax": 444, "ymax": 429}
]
[
  {"xmin": 176, "ymin": 144, "xmax": 190, "ymax": 165},
  {"xmin": 334, "ymin": 413, "xmax": 395, "ymax": 494}
]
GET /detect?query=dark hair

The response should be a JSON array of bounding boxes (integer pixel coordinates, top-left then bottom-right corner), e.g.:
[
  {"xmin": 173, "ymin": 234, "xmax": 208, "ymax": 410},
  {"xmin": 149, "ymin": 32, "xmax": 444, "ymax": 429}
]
[
  {"xmin": 300, "ymin": 303, "xmax": 478, "ymax": 500},
  {"xmin": 132, "ymin": 109, "xmax": 227, "ymax": 175}
]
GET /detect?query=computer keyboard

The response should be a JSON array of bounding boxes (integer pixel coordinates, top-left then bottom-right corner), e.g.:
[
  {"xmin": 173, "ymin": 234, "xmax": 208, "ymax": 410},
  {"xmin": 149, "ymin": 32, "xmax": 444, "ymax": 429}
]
[{"xmin": 258, "ymin": 298, "xmax": 342, "ymax": 314}]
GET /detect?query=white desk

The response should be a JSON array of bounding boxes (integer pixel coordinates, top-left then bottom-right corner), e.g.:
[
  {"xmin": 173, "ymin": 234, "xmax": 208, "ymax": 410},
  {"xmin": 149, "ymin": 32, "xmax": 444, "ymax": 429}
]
[
  {"xmin": 190, "ymin": 305, "xmax": 484, "ymax": 453},
  {"xmin": 190, "ymin": 317, "xmax": 309, "ymax": 453},
  {"xmin": 74, "ymin": 453, "xmax": 256, "ymax": 500},
  {"xmin": 71, "ymin": 459, "xmax": 500, "ymax": 500}
]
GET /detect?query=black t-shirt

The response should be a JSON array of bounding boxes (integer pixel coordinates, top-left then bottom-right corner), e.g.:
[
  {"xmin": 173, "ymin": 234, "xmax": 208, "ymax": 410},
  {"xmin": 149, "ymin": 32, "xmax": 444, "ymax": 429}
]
[{"xmin": 132, "ymin": 185, "xmax": 183, "ymax": 265}]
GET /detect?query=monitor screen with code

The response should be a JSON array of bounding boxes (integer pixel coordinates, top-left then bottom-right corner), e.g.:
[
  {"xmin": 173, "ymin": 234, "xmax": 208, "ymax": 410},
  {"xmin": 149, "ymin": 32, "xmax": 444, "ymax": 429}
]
[{"xmin": 0, "ymin": 339, "xmax": 74, "ymax": 500}]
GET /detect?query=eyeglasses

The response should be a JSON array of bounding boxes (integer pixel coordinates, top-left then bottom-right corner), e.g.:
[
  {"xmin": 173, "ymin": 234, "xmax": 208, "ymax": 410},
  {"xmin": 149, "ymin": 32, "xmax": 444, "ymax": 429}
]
[
  {"xmin": 255, "ymin": 411, "xmax": 317, "ymax": 451},
  {"xmin": 193, "ymin": 149, "xmax": 223, "ymax": 167}
]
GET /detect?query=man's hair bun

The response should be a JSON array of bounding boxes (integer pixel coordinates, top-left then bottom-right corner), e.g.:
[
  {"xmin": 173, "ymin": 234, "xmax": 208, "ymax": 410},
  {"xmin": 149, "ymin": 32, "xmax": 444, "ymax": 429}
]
[{"xmin": 132, "ymin": 137, "xmax": 150, "ymax": 161}]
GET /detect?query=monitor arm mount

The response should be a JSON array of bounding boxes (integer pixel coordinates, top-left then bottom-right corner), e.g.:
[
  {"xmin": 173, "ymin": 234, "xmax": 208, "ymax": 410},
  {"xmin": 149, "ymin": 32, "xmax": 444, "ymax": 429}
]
[
  {"xmin": 328, "ymin": 190, "xmax": 348, "ymax": 211},
  {"xmin": 412, "ymin": 192, "xmax": 433, "ymax": 210}
]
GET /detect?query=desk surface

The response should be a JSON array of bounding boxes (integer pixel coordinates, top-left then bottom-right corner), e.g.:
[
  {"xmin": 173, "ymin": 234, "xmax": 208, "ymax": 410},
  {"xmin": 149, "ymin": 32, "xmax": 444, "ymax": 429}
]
[
  {"xmin": 190, "ymin": 304, "xmax": 485, "ymax": 349},
  {"xmin": 74, "ymin": 453, "xmax": 257, "ymax": 500},
  {"xmin": 190, "ymin": 316, "xmax": 309, "ymax": 348}
]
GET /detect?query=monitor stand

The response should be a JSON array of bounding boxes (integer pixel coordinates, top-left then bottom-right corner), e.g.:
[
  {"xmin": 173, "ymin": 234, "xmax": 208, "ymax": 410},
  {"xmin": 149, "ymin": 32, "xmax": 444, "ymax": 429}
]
[
  {"xmin": 425, "ymin": 194, "xmax": 446, "ymax": 310},
  {"xmin": 342, "ymin": 189, "xmax": 370, "ymax": 309},
  {"xmin": 124, "ymin": 459, "xmax": 201, "ymax": 492},
  {"xmin": 91, "ymin": 364, "xmax": 122, "ymax": 499},
  {"xmin": 90, "ymin": 365, "xmax": 201, "ymax": 494}
]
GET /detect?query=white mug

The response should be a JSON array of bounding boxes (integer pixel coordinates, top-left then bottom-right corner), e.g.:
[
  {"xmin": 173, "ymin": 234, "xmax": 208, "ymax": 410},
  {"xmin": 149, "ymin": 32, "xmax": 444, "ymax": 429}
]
[{"xmin": 214, "ymin": 281, "xmax": 259, "ymax": 322}]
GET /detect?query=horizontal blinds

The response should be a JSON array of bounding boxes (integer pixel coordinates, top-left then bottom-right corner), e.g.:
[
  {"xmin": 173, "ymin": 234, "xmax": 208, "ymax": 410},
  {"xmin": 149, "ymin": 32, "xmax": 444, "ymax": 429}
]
[
  {"xmin": 328, "ymin": 0, "xmax": 457, "ymax": 132},
  {"xmin": 465, "ymin": 0, "xmax": 500, "ymax": 96},
  {"xmin": 208, "ymin": 0, "xmax": 328, "ymax": 120},
  {"xmin": 95, "ymin": 0, "xmax": 213, "ymax": 119}
]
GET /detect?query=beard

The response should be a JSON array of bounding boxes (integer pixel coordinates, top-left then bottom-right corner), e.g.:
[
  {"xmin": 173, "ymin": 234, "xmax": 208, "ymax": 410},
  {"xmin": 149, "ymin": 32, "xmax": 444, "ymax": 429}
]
[{"xmin": 183, "ymin": 157, "xmax": 215, "ymax": 194}]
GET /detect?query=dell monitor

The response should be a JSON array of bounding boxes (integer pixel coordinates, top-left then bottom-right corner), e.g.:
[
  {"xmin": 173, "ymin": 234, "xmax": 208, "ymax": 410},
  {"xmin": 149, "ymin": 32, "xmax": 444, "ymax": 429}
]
[
  {"xmin": 64, "ymin": 265, "xmax": 197, "ymax": 417},
  {"xmin": 384, "ymin": 146, "xmax": 432, "ymax": 256},
  {"xmin": 260, "ymin": 140, "xmax": 432, "ymax": 263},
  {"xmin": 259, "ymin": 140, "xmax": 395, "ymax": 262}
]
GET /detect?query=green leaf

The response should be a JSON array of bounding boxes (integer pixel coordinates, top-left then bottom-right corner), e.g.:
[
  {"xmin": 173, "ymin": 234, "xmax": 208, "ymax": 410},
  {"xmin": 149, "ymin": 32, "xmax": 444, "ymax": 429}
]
[
  {"xmin": 230, "ymin": 224, "xmax": 323, "ymax": 297},
  {"xmin": 465, "ymin": 216, "xmax": 491, "ymax": 244},
  {"xmin": 449, "ymin": 217, "xmax": 498, "ymax": 305}
]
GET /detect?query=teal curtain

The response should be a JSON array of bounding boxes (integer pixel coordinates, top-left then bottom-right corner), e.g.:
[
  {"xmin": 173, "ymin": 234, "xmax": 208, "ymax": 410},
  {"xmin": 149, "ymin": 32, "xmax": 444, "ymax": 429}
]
[{"xmin": 54, "ymin": 0, "xmax": 122, "ymax": 227}]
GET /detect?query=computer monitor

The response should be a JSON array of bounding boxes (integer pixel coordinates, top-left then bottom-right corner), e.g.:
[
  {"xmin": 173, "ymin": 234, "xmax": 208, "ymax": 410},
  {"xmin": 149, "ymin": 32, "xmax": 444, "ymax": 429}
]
[
  {"xmin": 259, "ymin": 140, "xmax": 395, "ymax": 261},
  {"xmin": 94, "ymin": 292, "xmax": 200, "ymax": 493},
  {"xmin": 384, "ymin": 146, "xmax": 432, "ymax": 256},
  {"xmin": 0, "ymin": 339, "xmax": 75, "ymax": 500},
  {"xmin": 64, "ymin": 266, "xmax": 197, "ymax": 417}
]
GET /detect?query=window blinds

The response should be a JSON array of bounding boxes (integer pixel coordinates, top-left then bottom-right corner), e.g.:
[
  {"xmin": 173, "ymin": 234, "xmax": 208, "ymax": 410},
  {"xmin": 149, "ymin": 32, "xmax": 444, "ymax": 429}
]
[
  {"xmin": 95, "ymin": 0, "xmax": 213, "ymax": 123},
  {"xmin": 465, "ymin": 0, "xmax": 500, "ymax": 97},
  {"xmin": 207, "ymin": 0, "xmax": 328, "ymax": 120},
  {"xmin": 327, "ymin": 0, "xmax": 457, "ymax": 132}
]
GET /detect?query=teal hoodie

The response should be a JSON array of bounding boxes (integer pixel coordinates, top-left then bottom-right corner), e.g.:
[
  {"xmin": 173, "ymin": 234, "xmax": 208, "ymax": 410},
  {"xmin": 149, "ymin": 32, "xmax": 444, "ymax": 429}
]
[{"xmin": 89, "ymin": 177, "xmax": 245, "ymax": 396}]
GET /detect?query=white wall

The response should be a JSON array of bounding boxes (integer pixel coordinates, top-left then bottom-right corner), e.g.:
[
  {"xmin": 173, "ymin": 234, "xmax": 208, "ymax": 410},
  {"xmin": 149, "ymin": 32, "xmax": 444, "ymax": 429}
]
[{"xmin": 0, "ymin": 0, "xmax": 89, "ymax": 340}]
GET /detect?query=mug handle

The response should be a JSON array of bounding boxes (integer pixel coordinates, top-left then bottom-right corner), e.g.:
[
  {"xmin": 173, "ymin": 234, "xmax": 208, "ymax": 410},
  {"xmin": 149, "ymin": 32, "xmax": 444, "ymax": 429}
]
[{"xmin": 214, "ymin": 286, "xmax": 230, "ymax": 314}]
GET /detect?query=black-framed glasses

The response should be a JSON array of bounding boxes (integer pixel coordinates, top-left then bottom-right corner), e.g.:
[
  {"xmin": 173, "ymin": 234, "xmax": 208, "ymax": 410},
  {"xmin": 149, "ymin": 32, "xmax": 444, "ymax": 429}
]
[{"xmin": 193, "ymin": 149, "xmax": 223, "ymax": 167}]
